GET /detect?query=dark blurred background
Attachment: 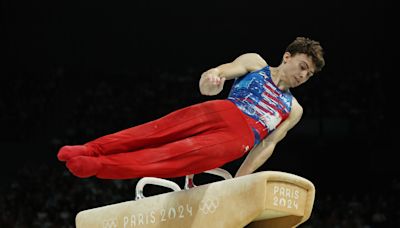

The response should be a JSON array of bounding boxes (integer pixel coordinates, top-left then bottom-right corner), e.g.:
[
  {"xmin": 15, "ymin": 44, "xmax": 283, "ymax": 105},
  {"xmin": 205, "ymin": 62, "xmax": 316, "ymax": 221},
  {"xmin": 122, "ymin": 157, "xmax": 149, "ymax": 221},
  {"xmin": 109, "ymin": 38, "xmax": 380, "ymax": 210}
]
[{"xmin": 1, "ymin": 0, "xmax": 397, "ymax": 227}]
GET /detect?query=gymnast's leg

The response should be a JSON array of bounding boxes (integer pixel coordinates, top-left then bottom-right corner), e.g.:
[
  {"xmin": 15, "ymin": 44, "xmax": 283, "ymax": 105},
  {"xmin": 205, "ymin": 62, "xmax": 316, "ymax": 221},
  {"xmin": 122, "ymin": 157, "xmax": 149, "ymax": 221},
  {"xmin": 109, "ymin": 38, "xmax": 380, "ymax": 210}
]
[
  {"xmin": 58, "ymin": 100, "xmax": 237, "ymax": 161},
  {"xmin": 66, "ymin": 126, "xmax": 254, "ymax": 179}
]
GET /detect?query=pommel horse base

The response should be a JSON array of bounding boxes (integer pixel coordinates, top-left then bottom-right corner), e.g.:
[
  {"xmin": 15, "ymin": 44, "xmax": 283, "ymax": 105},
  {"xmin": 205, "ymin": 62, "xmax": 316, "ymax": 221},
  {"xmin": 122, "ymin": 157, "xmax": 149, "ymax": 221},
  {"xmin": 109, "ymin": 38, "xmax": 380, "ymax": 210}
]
[{"xmin": 76, "ymin": 171, "xmax": 315, "ymax": 228}]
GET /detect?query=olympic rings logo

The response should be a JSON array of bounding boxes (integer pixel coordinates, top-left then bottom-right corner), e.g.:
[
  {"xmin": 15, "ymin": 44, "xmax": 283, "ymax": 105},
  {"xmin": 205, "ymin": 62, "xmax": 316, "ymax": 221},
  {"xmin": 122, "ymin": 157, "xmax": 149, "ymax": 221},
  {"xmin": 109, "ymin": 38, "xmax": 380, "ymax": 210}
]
[
  {"xmin": 199, "ymin": 198, "xmax": 219, "ymax": 214},
  {"xmin": 102, "ymin": 218, "xmax": 117, "ymax": 228}
]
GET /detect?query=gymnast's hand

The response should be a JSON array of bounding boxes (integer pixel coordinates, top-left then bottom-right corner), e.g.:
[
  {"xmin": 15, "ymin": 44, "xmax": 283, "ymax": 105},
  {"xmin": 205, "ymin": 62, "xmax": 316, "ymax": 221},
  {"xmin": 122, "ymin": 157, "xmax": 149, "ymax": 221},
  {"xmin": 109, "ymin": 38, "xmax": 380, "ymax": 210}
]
[{"xmin": 199, "ymin": 68, "xmax": 226, "ymax": 96}]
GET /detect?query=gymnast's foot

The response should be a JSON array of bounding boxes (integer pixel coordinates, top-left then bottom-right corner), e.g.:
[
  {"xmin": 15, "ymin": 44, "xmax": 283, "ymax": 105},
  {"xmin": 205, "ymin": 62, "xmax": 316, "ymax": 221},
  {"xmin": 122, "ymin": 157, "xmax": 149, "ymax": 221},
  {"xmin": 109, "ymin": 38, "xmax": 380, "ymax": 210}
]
[
  {"xmin": 57, "ymin": 145, "xmax": 91, "ymax": 161},
  {"xmin": 66, "ymin": 156, "xmax": 102, "ymax": 178}
]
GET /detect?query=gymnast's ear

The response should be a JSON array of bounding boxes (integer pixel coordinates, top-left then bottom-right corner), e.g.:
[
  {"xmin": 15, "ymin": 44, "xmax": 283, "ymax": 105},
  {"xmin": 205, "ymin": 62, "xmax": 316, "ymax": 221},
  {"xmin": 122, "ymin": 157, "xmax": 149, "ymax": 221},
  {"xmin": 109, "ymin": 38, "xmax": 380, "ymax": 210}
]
[{"xmin": 282, "ymin": 52, "xmax": 292, "ymax": 64}]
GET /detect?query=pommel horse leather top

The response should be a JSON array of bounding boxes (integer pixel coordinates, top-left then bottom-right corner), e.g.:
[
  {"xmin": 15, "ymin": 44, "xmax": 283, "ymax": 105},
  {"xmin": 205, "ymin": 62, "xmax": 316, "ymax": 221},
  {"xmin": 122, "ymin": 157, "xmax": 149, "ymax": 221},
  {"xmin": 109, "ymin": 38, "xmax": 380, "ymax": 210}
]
[{"xmin": 76, "ymin": 171, "xmax": 315, "ymax": 228}]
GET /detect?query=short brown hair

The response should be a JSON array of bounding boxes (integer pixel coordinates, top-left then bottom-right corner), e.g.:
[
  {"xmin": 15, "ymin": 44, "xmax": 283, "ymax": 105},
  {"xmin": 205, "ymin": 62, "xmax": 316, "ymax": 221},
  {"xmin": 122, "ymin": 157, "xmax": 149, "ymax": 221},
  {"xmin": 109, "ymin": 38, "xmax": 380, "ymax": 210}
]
[{"xmin": 286, "ymin": 37, "xmax": 325, "ymax": 73}]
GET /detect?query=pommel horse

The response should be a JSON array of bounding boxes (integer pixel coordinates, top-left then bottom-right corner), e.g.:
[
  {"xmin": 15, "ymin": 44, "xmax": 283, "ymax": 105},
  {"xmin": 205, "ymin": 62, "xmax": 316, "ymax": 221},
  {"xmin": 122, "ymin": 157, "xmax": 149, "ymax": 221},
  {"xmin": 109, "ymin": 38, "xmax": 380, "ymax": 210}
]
[{"xmin": 76, "ymin": 169, "xmax": 315, "ymax": 228}]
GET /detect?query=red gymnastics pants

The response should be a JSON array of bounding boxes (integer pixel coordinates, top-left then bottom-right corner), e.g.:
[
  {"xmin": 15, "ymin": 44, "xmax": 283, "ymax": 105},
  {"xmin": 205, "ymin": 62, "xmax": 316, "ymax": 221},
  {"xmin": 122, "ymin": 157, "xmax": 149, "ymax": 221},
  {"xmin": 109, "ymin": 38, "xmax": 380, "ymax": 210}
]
[{"xmin": 58, "ymin": 100, "xmax": 255, "ymax": 179}]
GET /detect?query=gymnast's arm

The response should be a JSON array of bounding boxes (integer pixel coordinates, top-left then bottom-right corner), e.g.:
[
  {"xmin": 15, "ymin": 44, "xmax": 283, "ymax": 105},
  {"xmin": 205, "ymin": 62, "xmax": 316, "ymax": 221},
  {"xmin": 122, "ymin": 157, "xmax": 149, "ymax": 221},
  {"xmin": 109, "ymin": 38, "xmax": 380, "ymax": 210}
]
[
  {"xmin": 235, "ymin": 99, "xmax": 303, "ymax": 177},
  {"xmin": 199, "ymin": 53, "xmax": 267, "ymax": 96}
]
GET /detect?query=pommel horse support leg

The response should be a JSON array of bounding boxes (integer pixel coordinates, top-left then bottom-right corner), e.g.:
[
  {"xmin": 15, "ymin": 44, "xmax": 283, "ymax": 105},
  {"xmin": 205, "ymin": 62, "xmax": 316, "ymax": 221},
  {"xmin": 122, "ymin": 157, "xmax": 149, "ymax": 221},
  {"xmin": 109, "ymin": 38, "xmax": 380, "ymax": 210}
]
[{"xmin": 76, "ymin": 171, "xmax": 315, "ymax": 228}]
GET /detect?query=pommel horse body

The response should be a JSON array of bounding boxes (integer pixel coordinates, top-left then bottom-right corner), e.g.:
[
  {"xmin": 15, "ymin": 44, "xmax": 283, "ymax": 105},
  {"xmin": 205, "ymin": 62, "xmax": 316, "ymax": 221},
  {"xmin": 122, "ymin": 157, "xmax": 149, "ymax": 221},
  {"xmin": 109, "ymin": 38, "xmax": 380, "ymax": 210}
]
[{"xmin": 76, "ymin": 170, "xmax": 315, "ymax": 228}]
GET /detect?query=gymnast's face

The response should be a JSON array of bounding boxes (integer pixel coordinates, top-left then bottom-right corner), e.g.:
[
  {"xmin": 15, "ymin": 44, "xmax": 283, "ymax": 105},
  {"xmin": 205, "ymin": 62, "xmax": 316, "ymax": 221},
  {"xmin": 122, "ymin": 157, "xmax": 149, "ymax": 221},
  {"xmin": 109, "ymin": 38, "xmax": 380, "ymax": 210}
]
[{"xmin": 282, "ymin": 52, "xmax": 316, "ymax": 88}]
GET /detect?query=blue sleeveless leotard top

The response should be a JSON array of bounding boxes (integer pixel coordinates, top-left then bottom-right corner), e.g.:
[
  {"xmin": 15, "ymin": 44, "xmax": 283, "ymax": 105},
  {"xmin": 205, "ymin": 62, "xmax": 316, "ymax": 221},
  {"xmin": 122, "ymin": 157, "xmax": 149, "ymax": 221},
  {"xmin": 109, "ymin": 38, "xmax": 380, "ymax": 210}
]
[{"xmin": 227, "ymin": 65, "xmax": 293, "ymax": 145}]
